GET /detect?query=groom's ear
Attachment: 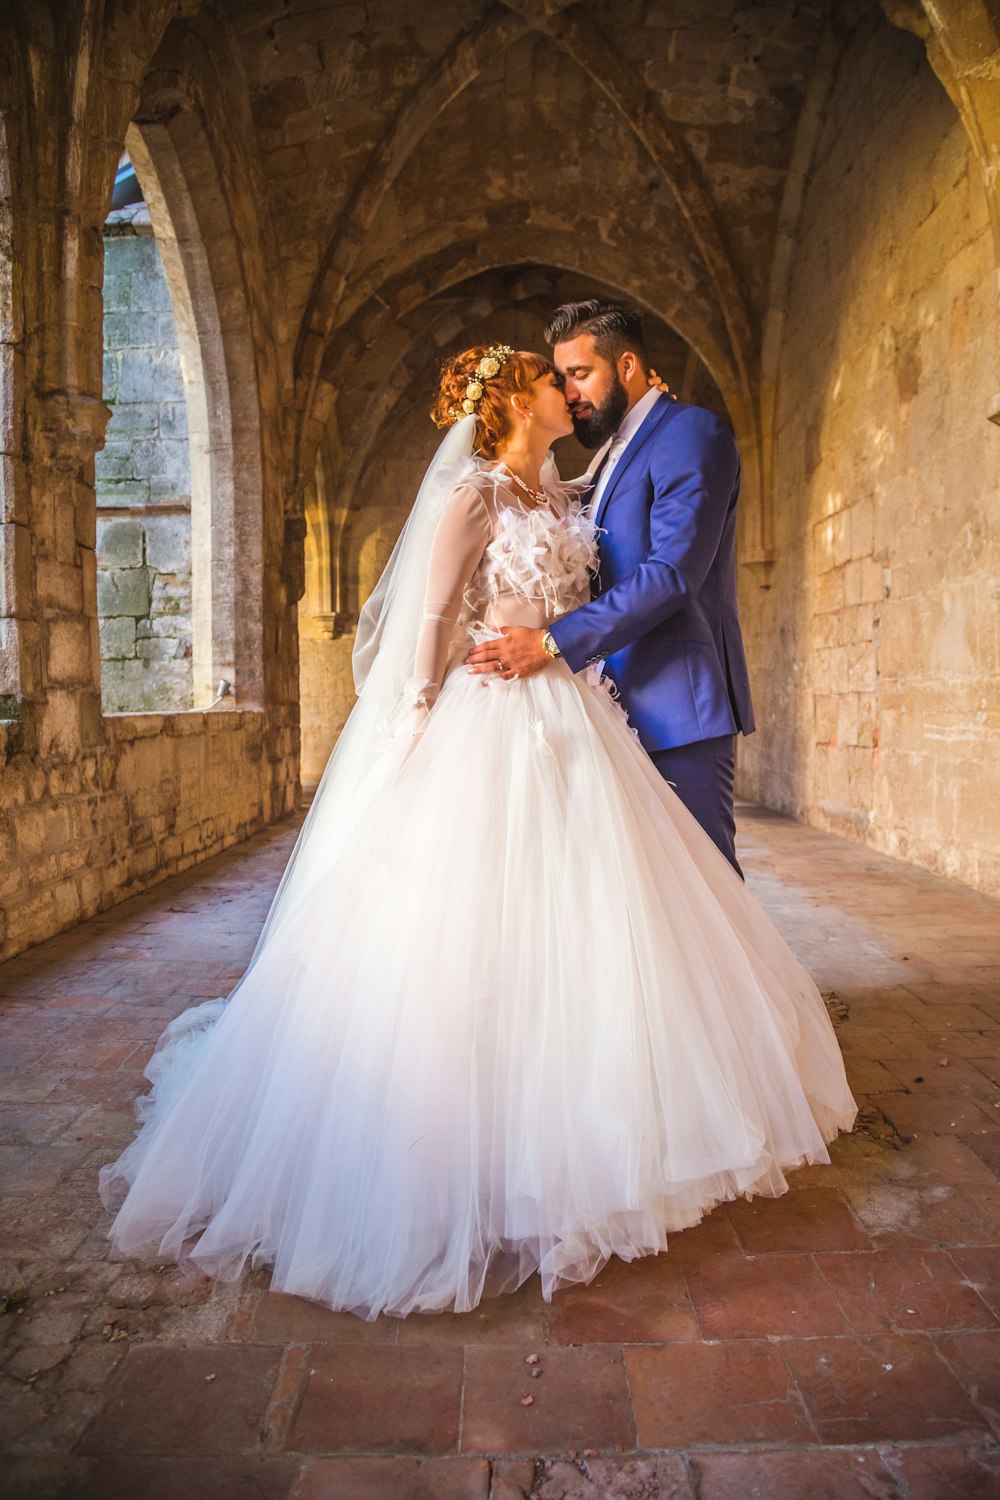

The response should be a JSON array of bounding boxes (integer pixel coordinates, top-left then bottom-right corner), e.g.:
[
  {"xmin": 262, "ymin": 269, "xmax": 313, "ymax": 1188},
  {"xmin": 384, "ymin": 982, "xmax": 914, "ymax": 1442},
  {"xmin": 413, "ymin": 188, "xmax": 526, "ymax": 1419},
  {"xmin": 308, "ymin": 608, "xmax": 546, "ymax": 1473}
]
[{"xmin": 618, "ymin": 350, "xmax": 641, "ymax": 383}]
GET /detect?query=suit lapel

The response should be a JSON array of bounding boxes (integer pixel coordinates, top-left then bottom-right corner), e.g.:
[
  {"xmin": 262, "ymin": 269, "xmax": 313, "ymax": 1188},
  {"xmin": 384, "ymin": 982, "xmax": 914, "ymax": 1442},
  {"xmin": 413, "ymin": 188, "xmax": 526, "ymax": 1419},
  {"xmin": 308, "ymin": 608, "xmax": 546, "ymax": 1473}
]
[{"xmin": 594, "ymin": 395, "xmax": 680, "ymax": 530}]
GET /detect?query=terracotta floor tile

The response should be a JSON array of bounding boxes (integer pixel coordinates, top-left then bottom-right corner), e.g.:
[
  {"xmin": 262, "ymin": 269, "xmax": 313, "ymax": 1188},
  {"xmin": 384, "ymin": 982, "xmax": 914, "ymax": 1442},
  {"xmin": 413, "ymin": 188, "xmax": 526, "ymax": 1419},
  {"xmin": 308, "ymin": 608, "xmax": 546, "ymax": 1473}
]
[
  {"xmin": 626, "ymin": 1340, "xmax": 812, "ymax": 1447},
  {"xmin": 0, "ymin": 1069, "xmax": 54, "ymax": 1104},
  {"xmin": 883, "ymin": 1444, "xmax": 1000, "ymax": 1499},
  {"xmin": 882, "ymin": 1057, "xmax": 1000, "ymax": 1094},
  {"xmin": 0, "ymin": 1458, "xmax": 95, "ymax": 1499},
  {"xmin": 843, "ymin": 1181, "xmax": 1000, "ymax": 1245},
  {"xmin": 817, "ymin": 1247, "xmax": 1000, "ymax": 1333},
  {"xmin": 70, "ymin": 1456, "xmax": 298, "ymax": 1500},
  {"xmin": 949, "ymin": 1247, "xmax": 1000, "ymax": 1318},
  {"xmin": 549, "ymin": 1252, "xmax": 699, "ymax": 1344},
  {"xmin": 228, "ymin": 1289, "xmax": 397, "ymax": 1345},
  {"xmin": 870, "ymin": 1028, "xmax": 997, "ymax": 1059},
  {"xmin": 0, "ymin": 1142, "xmax": 93, "ymax": 1195},
  {"xmin": 933, "ymin": 1330, "xmax": 1000, "ymax": 1418},
  {"xmin": 461, "ymin": 1343, "xmax": 633, "ymax": 1455},
  {"xmin": 960, "ymin": 1130, "xmax": 1000, "ymax": 1176},
  {"xmin": 885, "ymin": 1132, "xmax": 1000, "ymax": 1185},
  {"xmin": 908, "ymin": 1004, "xmax": 999, "ymax": 1032},
  {"xmin": 723, "ymin": 1187, "xmax": 870, "ymax": 1253},
  {"xmin": 843, "ymin": 1057, "xmax": 901, "ymax": 1093},
  {"xmin": 75, "ymin": 1344, "xmax": 284, "ymax": 1456},
  {"xmin": 396, "ymin": 1275, "xmax": 548, "ymax": 1346},
  {"xmin": 659, "ymin": 1204, "xmax": 742, "ymax": 1267},
  {"xmin": 783, "ymin": 1333, "xmax": 989, "ymax": 1443},
  {"xmin": 289, "ymin": 1456, "xmax": 489, "ymax": 1499},
  {"xmin": 902, "ymin": 980, "xmax": 997, "ymax": 1001},
  {"xmin": 690, "ymin": 1448, "xmax": 896, "ymax": 1500},
  {"xmin": 685, "ymin": 1253, "xmax": 849, "ymax": 1339},
  {"xmin": 44, "ymin": 1070, "xmax": 146, "ymax": 1107},
  {"xmin": 841, "ymin": 1000, "xmax": 925, "ymax": 1033},
  {"xmin": 5, "ymin": 803, "xmax": 1000, "ymax": 1484},
  {"xmin": 42, "ymin": 1038, "xmax": 143, "ymax": 1070},
  {"xmin": 870, "ymin": 1090, "xmax": 999, "ymax": 1136},
  {"xmin": 0, "ymin": 1101, "xmax": 85, "ymax": 1145},
  {"xmin": 283, "ymin": 1345, "xmax": 462, "ymax": 1454}
]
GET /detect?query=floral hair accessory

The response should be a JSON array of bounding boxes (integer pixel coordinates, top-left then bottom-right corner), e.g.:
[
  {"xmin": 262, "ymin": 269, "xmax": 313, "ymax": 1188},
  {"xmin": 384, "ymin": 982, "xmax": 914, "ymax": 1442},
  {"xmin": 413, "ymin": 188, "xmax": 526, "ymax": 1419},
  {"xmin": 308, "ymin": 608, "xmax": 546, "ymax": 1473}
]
[{"xmin": 449, "ymin": 344, "xmax": 515, "ymax": 422}]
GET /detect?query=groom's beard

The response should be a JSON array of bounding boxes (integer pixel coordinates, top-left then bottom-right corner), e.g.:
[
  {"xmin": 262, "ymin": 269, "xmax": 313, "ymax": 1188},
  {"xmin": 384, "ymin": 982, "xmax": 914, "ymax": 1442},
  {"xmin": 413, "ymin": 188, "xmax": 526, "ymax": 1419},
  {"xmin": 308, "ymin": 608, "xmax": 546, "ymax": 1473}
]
[{"xmin": 569, "ymin": 374, "xmax": 629, "ymax": 449}]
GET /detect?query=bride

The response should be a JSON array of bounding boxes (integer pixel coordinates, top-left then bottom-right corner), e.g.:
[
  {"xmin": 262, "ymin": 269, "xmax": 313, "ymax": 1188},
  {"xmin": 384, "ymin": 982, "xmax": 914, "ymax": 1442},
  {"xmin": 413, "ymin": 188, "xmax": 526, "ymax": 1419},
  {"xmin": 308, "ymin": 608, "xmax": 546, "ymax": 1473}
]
[{"xmin": 99, "ymin": 343, "xmax": 857, "ymax": 1320}]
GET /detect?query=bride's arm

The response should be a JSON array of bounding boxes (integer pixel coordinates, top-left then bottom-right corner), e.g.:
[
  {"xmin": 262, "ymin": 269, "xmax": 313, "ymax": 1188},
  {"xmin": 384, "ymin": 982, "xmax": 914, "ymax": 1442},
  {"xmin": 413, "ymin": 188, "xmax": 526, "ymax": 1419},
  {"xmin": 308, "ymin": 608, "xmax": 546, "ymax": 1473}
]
[{"xmin": 407, "ymin": 483, "xmax": 492, "ymax": 730}]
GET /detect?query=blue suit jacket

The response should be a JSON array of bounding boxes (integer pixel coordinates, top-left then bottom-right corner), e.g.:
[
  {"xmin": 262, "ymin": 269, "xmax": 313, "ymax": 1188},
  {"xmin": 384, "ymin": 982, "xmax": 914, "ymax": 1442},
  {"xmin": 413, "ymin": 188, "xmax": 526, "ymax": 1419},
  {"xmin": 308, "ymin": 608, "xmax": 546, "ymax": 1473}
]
[{"xmin": 549, "ymin": 395, "xmax": 755, "ymax": 754}]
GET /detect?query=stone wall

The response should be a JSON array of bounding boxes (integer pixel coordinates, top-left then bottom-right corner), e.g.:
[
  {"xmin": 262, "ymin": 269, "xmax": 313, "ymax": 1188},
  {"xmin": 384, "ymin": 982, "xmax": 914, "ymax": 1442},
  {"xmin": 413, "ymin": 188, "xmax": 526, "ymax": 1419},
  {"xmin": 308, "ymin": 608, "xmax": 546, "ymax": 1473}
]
[
  {"xmin": 3, "ymin": 0, "xmax": 999, "ymax": 960},
  {"xmin": 97, "ymin": 225, "xmax": 193, "ymax": 713},
  {"xmin": 0, "ymin": 1, "xmax": 302, "ymax": 962},
  {"xmin": 736, "ymin": 14, "xmax": 1000, "ymax": 897},
  {"xmin": 299, "ymin": 445, "xmax": 430, "ymax": 784},
  {"xmin": 0, "ymin": 711, "xmax": 268, "ymax": 952}
]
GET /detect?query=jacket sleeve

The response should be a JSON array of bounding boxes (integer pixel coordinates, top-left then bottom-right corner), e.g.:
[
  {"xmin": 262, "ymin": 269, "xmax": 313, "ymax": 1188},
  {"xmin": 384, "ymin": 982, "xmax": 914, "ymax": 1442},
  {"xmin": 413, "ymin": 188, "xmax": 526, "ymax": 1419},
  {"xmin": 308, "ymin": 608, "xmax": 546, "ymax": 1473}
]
[
  {"xmin": 548, "ymin": 408, "xmax": 739, "ymax": 671},
  {"xmin": 410, "ymin": 483, "xmax": 492, "ymax": 716}
]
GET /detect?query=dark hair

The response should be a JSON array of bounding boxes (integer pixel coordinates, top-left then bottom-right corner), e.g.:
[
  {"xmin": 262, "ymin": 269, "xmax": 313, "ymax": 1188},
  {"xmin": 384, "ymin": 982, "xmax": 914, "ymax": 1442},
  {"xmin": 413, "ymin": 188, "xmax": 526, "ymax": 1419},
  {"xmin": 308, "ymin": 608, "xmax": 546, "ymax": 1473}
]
[{"xmin": 544, "ymin": 299, "xmax": 649, "ymax": 372}]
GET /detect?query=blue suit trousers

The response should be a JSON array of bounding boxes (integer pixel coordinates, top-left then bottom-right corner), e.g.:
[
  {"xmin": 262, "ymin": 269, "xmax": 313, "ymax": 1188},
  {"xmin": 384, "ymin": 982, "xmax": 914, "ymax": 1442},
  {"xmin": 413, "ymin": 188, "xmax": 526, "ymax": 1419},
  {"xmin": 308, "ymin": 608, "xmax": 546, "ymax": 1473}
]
[{"xmin": 650, "ymin": 735, "xmax": 743, "ymax": 879}]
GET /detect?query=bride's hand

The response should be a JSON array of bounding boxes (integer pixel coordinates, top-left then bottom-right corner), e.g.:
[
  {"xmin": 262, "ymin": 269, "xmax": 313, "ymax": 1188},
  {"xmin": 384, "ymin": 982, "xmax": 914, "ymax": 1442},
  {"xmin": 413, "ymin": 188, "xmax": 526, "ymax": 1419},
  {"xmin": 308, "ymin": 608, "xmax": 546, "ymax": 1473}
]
[{"xmin": 647, "ymin": 368, "xmax": 677, "ymax": 399}]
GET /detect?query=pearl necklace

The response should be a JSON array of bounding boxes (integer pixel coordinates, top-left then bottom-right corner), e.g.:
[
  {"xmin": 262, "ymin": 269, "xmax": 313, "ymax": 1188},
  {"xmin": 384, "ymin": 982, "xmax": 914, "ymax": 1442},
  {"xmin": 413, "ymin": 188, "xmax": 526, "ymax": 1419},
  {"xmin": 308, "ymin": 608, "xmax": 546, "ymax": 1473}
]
[{"xmin": 503, "ymin": 466, "xmax": 547, "ymax": 506}]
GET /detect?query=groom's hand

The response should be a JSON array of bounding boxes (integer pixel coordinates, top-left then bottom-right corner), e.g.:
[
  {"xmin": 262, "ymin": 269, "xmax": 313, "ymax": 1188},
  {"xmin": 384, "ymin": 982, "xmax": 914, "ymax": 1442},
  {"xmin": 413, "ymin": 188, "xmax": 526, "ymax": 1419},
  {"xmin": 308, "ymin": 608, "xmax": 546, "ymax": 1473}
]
[{"xmin": 465, "ymin": 627, "xmax": 551, "ymax": 680}]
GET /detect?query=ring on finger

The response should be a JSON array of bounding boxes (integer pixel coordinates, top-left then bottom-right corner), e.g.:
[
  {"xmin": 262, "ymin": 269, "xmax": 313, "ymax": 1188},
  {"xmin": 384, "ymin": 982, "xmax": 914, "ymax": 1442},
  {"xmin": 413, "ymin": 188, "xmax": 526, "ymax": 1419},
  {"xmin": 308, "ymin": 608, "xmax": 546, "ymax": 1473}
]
[{"xmin": 496, "ymin": 659, "xmax": 505, "ymax": 672}]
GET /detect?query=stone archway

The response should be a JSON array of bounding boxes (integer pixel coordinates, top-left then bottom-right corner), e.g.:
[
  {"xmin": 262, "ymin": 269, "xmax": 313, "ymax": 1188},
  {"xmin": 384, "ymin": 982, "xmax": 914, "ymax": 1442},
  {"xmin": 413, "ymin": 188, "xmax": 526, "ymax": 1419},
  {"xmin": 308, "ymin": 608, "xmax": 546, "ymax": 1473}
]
[
  {"xmin": 291, "ymin": 4, "xmax": 761, "ymax": 522},
  {"xmin": 295, "ymin": 259, "xmax": 726, "ymax": 781},
  {"xmin": 127, "ymin": 72, "xmax": 267, "ymax": 710},
  {"xmin": 0, "ymin": 0, "xmax": 301, "ymax": 958},
  {"xmin": 885, "ymin": 1, "xmax": 1000, "ymax": 287}
]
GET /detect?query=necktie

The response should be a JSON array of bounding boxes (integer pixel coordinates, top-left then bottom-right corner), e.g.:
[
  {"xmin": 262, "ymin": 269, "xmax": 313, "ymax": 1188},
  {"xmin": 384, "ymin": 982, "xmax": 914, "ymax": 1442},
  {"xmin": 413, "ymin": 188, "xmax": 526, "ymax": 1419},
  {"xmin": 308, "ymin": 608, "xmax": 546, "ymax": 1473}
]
[{"xmin": 588, "ymin": 434, "xmax": 627, "ymax": 518}]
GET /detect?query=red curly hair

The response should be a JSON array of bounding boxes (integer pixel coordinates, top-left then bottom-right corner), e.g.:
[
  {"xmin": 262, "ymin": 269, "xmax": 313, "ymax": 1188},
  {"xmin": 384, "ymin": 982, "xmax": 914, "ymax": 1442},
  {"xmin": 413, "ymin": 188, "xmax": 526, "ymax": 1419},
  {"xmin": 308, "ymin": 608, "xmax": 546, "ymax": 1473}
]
[{"xmin": 430, "ymin": 345, "xmax": 554, "ymax": 460}]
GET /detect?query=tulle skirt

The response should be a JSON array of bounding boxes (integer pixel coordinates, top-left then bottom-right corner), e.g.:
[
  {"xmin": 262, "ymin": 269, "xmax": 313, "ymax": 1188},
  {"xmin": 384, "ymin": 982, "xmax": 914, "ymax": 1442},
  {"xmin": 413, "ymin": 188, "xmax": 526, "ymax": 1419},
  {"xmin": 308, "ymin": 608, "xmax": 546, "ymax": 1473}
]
[{"xmin": 99, "ymin": 660, "xmax": 857, "ymax": 1319}]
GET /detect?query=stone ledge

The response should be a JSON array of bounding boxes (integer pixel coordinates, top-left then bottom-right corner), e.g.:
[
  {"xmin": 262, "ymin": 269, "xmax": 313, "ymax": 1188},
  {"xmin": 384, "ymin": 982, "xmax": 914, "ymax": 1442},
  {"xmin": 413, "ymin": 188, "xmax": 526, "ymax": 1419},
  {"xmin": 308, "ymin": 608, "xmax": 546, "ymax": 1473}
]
[{"xmin": 103, "ymin": 709, "xmax": 264, "ymax": 743}]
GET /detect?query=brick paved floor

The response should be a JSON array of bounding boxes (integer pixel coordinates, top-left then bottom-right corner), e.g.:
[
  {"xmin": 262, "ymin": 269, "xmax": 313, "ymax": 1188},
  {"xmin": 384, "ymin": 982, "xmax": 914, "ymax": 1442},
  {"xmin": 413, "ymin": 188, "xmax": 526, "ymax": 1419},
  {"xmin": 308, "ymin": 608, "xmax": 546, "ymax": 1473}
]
[{"xmin": 1, "ymin": 803, "xmax": 999, "ymax": 1499}]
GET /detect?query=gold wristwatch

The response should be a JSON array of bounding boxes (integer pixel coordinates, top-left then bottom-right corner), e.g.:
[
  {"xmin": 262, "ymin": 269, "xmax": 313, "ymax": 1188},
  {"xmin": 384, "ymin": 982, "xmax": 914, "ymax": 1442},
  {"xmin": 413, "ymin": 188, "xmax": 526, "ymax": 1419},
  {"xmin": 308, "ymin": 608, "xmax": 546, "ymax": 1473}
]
[{"xmin": 541, "ymin": 630, "xmax": 561, "ymax": 659}]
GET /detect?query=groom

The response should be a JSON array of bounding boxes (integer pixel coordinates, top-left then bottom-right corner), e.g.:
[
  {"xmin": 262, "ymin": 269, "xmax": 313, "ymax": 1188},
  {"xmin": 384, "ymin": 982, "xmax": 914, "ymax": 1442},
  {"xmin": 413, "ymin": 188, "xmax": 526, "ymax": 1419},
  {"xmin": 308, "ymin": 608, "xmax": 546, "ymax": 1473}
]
[{"xmin": 465, "ymin": 299, "xmax": 755, "ymax": 876}]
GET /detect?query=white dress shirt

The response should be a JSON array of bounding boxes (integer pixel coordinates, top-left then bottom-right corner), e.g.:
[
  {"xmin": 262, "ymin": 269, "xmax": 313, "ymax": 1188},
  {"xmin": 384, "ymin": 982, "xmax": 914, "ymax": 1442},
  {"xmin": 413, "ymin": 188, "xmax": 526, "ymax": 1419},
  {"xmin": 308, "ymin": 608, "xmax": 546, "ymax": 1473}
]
[{"xmin": 587, "ymin": 386, "xmax": 664, "ymax": 518}]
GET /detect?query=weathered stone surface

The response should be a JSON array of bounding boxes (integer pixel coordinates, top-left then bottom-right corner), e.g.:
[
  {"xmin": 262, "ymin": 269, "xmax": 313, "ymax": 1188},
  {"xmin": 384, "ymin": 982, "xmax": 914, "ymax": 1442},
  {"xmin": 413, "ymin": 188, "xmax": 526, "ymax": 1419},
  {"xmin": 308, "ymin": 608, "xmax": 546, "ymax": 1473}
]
[
  {"xmin": 736, "ymin": 13, "xmax": 1000, "ymax": 899},
  {"xmin": 98, "ymin": 616, "xmax": 136, "ymax": 659},
  {"xmin": 96, "ymin": 568, "xmax": 150, "ymax": 620},
  {"xmin": 94, "ymin": 222, "xmax": 195, "ymax": 715},
  {"xmin": 96, "ymin": 519, "xmax": 143, "ymax": 569},
  {"xmin": 0, "ymin": 0, "xmax": 997, "ymax": 965},
  {"xmin": 143, "ymin": 515, "xmax": 188, "ymax": 576}
]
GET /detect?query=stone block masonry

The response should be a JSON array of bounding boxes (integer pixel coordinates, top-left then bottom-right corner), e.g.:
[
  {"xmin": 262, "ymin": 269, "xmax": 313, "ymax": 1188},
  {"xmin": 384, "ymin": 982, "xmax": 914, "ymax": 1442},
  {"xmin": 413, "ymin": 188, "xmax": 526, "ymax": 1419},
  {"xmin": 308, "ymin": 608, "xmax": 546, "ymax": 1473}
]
[
  {"xmin": 97, "ymin": 226, "xmax": 193, "ymax": 714},
  {"xmin": 736, "ymin": 14, "xmax": 1000, "ymax": 899},
  {"xmin": 1, "ymin": 0, "xmax": 997, "ymax": 963},
  {"xmin": 0, "ymin": 708, "xmax": 300, "ymax": 960}
]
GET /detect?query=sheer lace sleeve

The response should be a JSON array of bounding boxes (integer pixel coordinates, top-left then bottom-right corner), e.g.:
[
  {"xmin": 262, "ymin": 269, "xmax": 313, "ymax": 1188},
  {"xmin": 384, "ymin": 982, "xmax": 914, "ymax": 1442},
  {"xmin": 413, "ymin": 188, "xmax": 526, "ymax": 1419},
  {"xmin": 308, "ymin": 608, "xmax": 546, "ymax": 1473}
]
[{"xmin": 409, "ymin": 482, "xmax": 492, "ymax": 719}]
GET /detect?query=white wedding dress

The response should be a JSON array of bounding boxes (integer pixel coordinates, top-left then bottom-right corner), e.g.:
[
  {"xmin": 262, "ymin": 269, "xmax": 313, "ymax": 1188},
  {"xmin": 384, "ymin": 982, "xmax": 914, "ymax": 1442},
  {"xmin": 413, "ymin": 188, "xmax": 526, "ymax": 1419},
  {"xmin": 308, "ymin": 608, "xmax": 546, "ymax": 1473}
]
[{"xmin": 99, "ymin": 439, "xmax": 857, "ymax": 1320}]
